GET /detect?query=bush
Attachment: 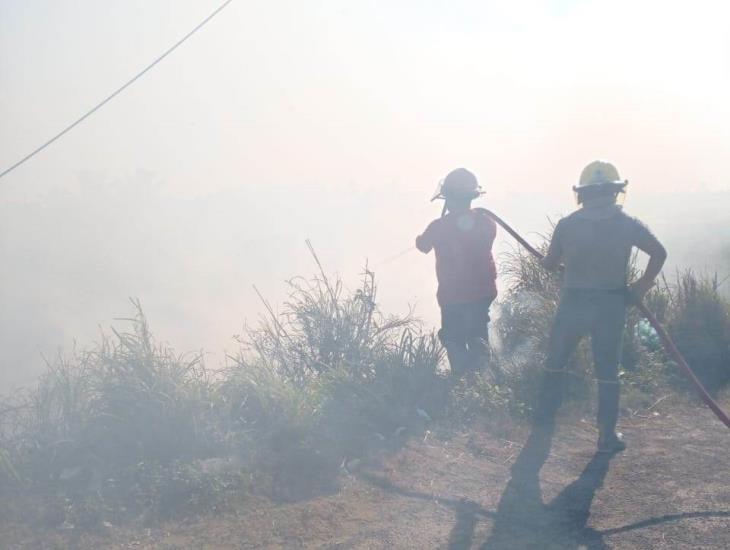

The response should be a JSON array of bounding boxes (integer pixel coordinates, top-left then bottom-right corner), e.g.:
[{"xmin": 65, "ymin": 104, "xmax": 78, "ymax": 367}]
[
  {"xmin": 224, "ymin": 264, "xmax": 447, "ymax": 499},
  {"xmin": 0, "ymin": 261, "xmax": 451, "ymax": 517},
  {"xmin": 314, "ymin": 329, "xmax": 447, "ymax": 455},
  {"xmin": 3, "ymin": 247, "xmax": 726, "ymax": 530},
  {"xmin": 26, "ymin": 301, "xmax": 218, "ymax": 474},
  {"xmin": 664, "ymin": 271, "xmax": 730, "ymax": 393},
  {"xmin": 240, "ymin": 257, "xmax": 414, "ymax": 381},
  {"xmin": 0, "ymin": 300, "xmax": 232, "ymax": 525},
  {"xmin": 0, "ymin": 447, "xmax": 21, "ymax": 487}
]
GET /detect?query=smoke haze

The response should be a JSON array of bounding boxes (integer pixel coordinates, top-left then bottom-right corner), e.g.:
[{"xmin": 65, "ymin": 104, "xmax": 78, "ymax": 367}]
[{"xmin": 2, "ymin": 0, "xmax": 729, "ymax": 389}]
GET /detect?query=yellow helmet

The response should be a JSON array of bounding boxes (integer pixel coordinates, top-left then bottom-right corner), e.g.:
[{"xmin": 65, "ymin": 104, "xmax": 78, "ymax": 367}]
[{"xmin": 574, "ymin": 160, "xmax": 628, "ymax": 192}]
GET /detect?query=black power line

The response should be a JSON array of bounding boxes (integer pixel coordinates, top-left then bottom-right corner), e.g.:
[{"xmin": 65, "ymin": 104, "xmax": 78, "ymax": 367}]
[{"xmin": 0, "ymin": 0, "xmax": 236, "ymax": 181}]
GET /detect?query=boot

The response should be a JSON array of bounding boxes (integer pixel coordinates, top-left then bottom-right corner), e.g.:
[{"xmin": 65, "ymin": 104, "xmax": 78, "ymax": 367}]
[
  {"xmin": 445, "ymin": 343, "xmax": 469, "ymax": 377},
  {"xmin": 597, "ymin": 431, "xmax": 626, "ymax": 454}
]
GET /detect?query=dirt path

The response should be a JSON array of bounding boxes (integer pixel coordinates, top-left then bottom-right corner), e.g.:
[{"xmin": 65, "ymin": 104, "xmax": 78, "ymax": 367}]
[{"xmin": 8, "ymin": 399, "xmax": 730, "ymax": 549}]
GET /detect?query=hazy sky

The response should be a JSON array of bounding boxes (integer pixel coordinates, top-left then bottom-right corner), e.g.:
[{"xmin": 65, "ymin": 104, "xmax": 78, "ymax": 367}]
[
  {"xmin": 2, "ymin": 0, "xmax": 729, "ymax": 197},
  {"xmin": 2, "ymin": 0, "xmax": 729, "ymax": 388}
]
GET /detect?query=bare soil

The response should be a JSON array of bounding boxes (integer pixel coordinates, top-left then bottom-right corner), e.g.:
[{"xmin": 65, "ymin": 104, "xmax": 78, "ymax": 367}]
[{"xmin": 5, "ymin": 398, "xmax": 730, "ymax": 549}]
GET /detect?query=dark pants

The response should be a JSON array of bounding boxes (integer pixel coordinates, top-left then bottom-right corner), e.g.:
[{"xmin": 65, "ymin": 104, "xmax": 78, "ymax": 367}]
[
  {"xmin": 439, "ymin": 296, "xmax": 494, "ymax": 376},
  {"xmin": 536, "ymin": 289, "xmax": 626, "ymax": 434}
]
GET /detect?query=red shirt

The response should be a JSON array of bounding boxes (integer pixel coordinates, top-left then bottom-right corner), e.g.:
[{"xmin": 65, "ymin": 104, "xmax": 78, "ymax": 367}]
[{"xmin": 416, "ymin": 209, "xmax": 498, "ymax": 306}]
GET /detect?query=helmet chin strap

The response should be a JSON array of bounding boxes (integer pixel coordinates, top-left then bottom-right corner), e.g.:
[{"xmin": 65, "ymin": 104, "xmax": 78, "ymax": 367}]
[
  {"xmin": 581, "ymin": 195, "xmax": 619, "ymax": 208},
  {"xmin": 577, "ymin": 189, "xmax": 625, "ymax": 207}
]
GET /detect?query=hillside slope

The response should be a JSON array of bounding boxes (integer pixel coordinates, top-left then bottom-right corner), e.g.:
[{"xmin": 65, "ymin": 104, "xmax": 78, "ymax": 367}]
[{"xmin": 5, "ymin": 398, "xmax": 730, "ymax": 549}]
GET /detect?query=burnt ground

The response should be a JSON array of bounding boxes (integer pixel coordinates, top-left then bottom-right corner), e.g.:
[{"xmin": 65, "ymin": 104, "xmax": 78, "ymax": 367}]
[{"xmin": 4, "ymin": 397, "xmax": 730, "ymax": 549}]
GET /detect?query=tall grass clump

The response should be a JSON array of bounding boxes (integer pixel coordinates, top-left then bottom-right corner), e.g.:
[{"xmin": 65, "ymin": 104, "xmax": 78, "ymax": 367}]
[
  {"xmin": 242, "ymin": 247, "xmax": 415, "ymax": 381},
  {"xmin": 0, "ymin": 259, "xmax": 448, "ymax": 519},
  {"xmin": 0, "ymin": 300, "xmax": 232, "ymax": 526},
  {"xmin": 4, "ymin": 246, "xmax": 725, "ymax": 530},
  {"xmin": 663, "ymin": 271, "xmax": 730, "ymax": 393},
  {"xmin": 223, "ymin": 258, "xmax": 447, "ymax": 499},
  {"xmin": 36, "ymin": 301, "xmax": 217, "ymax": 473}
]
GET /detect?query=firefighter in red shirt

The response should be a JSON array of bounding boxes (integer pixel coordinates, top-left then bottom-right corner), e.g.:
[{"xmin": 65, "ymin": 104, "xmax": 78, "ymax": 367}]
[{"xmin": 416, "ymin": 168, "xmax": 498, "ymax": 376}]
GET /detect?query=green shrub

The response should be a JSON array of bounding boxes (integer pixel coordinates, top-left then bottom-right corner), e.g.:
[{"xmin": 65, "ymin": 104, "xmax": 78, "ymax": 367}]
[
  {"xmin": 664, "ymin": 271, "xmax": 730, "ymax": 393},
  {"xmin": 19, "ymin": 301, "xmax": 220, "ymax": 479},
  {"xmin": 0, "ymin": 447, "xmax": 21, "ymax": 486},
  {"xmin": 89, "ymin": 303, "xmax": 218, "ymax": 466},
  {"xmin": 0, "ymin": 300, "xmax": 230, "ymax": 527},
  {"xmin": 111, "ymin": 459, "xmax": 247, "ymax": 522},
  {"xmin": 241, "ymin": 262, "xmax": 413, "ymax": 382},
  {"xmin": 224, "ymin": 265, "xmax": 447, "ymax": 499},
  {"xmin": 314, "ymin": 329, "xmax": 447, "ymax": 456},
  {"xmin": 4, "ymin": 249, "xmax": 725, "ymax": 529}
]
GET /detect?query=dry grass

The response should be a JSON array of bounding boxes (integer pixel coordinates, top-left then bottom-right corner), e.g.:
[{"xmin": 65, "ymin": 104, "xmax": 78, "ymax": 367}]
[{"xmin": 1, "ymin": 247, "xmax": 727, "ymax": 531}]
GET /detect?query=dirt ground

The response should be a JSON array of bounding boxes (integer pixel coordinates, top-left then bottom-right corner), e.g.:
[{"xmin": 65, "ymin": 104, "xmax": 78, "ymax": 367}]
[{"xmin": 5, "ymin": 398, "xmax": 730, "ymax": 549}]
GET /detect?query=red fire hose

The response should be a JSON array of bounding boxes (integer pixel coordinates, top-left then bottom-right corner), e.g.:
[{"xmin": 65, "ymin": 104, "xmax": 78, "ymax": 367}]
[{"xmin": 481, "ymin": 208, "xmax": 730, "ymax": 430}]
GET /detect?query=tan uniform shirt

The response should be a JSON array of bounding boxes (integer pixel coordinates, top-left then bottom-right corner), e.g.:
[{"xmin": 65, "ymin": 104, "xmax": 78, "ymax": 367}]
[{"xmin": 544, "ymin": 205, "xmax": 661, "ymax": 290}]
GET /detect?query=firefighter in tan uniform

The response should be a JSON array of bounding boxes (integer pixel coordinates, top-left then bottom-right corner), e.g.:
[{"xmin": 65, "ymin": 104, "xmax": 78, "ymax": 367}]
[{"xmin": 538, "ymin": 161, "xmax": 667, "ymax": 452}]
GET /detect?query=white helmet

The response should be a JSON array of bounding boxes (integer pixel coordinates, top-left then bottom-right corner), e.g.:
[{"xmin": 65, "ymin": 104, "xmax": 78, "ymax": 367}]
[{"xmin": 431, "ymin": 168, "xmax": 484, "ymax": 201}]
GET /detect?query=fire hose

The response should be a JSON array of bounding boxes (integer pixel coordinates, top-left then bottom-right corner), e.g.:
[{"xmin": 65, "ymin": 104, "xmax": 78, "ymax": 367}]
[{"xmin": 480, "ymin": 208, "xmax": 730, "ymax": 430}]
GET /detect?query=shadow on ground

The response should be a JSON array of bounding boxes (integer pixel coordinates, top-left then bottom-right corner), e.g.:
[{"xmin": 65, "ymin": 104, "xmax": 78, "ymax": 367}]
[
  {"xmin": 477, "ymin": 421, "xmax": 610, "ymax": 549},
  {"xmin": 362, "ymin": 421, "xmax": 730, "ymax": 549}
]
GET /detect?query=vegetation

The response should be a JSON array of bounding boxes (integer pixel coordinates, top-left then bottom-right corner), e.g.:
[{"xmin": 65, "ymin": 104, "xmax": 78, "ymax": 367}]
[
  {"xmin": 0, "ymin": 263, "xmax": 446, "ymax": 528},
  {"xmin": 494, "ymin": 234, "xmax": 730, "ymax": 415},
  {"xmin": 1, "ymin": 243, "xmax": 728, "ymax": 532}
]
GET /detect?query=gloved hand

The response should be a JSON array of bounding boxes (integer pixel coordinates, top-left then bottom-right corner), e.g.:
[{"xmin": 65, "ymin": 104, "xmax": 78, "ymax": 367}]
[{"xmin": 629, "ymin": 278, "xmax": 654, "ymax": 304}]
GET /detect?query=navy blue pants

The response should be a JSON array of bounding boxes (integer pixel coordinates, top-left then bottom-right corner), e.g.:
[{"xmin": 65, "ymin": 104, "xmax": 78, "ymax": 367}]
[{"xmin": 439, "ymin": 296, "xmax": 494, "ymax": 376}]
